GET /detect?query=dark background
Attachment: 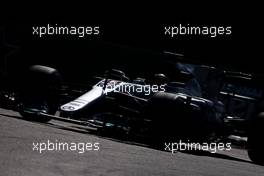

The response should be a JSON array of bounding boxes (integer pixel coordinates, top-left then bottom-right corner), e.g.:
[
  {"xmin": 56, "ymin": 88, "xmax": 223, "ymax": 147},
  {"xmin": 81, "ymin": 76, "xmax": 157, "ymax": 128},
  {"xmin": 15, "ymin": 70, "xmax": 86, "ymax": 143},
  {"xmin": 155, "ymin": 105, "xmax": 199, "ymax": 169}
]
[{"xmin": 1, "ymin": 9, "xmax": 262, "ymax": 86}]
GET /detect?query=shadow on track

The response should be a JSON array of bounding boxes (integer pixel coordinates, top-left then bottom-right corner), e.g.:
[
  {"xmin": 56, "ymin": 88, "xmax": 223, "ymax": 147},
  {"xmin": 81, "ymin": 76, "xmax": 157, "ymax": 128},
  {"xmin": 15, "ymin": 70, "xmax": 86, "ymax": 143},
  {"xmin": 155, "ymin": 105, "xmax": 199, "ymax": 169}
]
[{"xmin": 0, "ymin": 111, "xmax": 254, "ymax": 165}]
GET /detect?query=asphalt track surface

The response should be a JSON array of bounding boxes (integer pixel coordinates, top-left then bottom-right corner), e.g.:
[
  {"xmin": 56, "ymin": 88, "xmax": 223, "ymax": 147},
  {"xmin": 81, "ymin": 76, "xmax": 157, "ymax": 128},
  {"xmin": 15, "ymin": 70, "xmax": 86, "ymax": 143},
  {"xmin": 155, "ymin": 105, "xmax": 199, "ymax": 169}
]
[{"xmin": 0, "ymin": 108, "xmax": 264, "ymax": 176}]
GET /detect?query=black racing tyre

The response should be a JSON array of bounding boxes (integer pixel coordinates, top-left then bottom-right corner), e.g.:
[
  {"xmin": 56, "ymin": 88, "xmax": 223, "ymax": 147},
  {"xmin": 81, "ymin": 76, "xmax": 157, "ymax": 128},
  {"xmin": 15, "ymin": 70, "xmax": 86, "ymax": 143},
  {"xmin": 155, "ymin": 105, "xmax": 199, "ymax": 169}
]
[
  {"xmin": 146, "ymin": 92, "xmax": 205, "ymax": 140},
  {"xmin": 19, "ymin": 65, "xmax": 62, "ymax": 122},
  {"xmin": 247, "ymin": 112, "xmax": 264, "ymax": 165}
]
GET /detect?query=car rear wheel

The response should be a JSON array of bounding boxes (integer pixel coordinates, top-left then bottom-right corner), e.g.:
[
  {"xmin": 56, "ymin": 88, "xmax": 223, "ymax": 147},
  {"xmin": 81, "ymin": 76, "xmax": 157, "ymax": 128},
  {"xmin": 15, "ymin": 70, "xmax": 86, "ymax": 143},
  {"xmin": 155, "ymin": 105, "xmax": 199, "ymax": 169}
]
[{"xmin": 247, "ymin": 112, "xmax": 264, "ymax": 165}]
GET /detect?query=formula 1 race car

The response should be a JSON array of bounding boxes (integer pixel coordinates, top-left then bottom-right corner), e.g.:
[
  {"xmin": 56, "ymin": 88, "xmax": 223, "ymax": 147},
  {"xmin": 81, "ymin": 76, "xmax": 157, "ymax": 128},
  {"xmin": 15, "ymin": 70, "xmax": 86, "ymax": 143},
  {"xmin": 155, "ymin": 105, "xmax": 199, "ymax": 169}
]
[
  {"xmin": 18, "ymin": 65, "xmax": 226, "ymax": 139},
  {"xmin": 1, "ymin": 62, "xmax": 264, "ymax": 165}
]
